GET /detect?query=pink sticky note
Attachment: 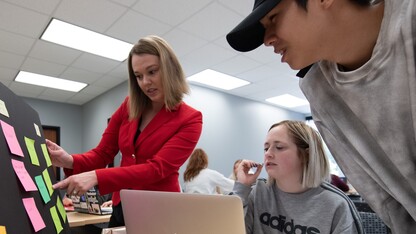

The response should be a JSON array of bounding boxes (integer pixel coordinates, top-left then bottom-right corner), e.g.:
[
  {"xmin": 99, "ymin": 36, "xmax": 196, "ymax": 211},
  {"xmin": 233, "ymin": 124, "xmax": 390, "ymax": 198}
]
[
  {"xmin": 11, "ymin": 159, "xmax": 38, "ymax": 191},
  {"xmin": 0, "ymin": 120, "xmax": 24, "ymax": 157},
  {"xmin": 22, "ymin": 197, "xmax": 46, "ymax": 232}
]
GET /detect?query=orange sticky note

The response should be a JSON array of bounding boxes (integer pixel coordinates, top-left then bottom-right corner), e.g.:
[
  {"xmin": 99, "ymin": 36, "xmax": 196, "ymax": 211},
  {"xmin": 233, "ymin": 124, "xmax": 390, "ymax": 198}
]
[{"xmin": 0, "ymin": 225, "xmax": 6, "ymax": 234}]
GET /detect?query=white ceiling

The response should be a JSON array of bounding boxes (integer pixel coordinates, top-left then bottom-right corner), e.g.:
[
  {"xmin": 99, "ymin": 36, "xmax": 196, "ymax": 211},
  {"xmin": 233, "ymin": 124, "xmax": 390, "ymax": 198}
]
[{"xmin": 0, "ymin": 0, "xmax": 311, "ymax": 115}]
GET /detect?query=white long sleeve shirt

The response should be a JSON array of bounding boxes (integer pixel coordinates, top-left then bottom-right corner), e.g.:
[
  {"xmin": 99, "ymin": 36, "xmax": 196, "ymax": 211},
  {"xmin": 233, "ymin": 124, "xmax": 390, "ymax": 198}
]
[{"xmin": 183, "ymin": 168, "xmax": 235, "ymax": 194}]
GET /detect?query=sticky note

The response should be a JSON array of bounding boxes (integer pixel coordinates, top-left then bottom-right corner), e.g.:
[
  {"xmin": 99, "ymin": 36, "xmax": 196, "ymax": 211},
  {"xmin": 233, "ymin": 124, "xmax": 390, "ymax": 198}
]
[
  {"xmin": 34, "ymin": 123, "xmax": 41, "ymax": 137},
  {"xmin": 0, "ymin": 99, "xmax": 9, "ymax": 117},
  {"xmin": 0, "ymin": 120, "xmax": 24, "ymax": 157},
  {"xmin": 50, "ymin": 206, "xmax": 63, "ymax": 234},
  {"xmin": 11, "ymin": 159, "xmax": 37, "ymax": 191},
  {"xmin": 35, "ymin": 175, "xmax": 51, "ymax": 204},
  {"xmin": 41, "ymin": 143, "xmax": 52, "ymax": 167},
  {"xmin": 25, "ymin": 137, "xmax": 39, "ymax": 166},
  {"xmin": 22, "ymin": 197, "xmax": 46, "ymax": 232},
  {"xmin": 56, "ymin": 197, "xmax": 67, "ymax": 223},
  {"xmin": 42, "ymin": 169, "xmax": 54, "ymax": 196},
  {"xmin": 0, "ymin": 225, "xmax": 6, "ymax": 234}
]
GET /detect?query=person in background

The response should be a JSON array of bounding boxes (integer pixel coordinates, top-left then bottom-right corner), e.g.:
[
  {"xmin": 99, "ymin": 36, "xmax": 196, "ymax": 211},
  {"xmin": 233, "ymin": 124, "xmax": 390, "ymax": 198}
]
[
  {"xmin": 331, "ymin": 174, "xmax": 350, "ymax": 193},
  {"xmin": 234, "ymin": 120, "xmax": 363, "ymax": 234},
  {"xmin": 229, "ymin": 159, "xmax": 242, "ymax": 181},
  {"xmin": 226, "ymin": 0, "xmax": 416, "ymax": 232},
  {"xmin": 183, "ymin": 148, "xmax": 235, "ymax": 195},
  {"xmin": 46, "ymin": 35, "xmax": 203, "ymax": 227}
]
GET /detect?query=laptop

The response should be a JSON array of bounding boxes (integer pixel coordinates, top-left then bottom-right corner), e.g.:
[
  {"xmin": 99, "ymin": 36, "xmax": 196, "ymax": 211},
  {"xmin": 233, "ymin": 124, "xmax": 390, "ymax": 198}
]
[
  {"xmin": 70, "ymin": 186, "xmax": 112, "ymax": 215},
  {"xmin": 120, "ymin": 189, "xmax": 246, "ymax": 234}
]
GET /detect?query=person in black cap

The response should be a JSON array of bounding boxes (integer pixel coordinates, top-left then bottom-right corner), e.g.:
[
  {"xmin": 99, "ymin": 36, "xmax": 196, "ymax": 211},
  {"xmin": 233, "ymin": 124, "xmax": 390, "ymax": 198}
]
[{"xmin": 227, "ymin": 0, "xmax": 416, "ymax": 233}]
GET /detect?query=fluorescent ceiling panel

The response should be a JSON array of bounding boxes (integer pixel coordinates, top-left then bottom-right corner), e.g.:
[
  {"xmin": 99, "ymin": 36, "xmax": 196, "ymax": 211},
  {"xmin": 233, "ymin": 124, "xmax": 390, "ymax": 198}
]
[
  {"xmin": 187, "ymin": 69, "xmax": 250, "ymax": 90},
  {"xmin": 15, "ymin": 71, "xmax": 87, "ymax": 92},
  {"xmin": 41, "ymin": 19, "xmax": 133, "ymax": 61},
  {"xmin": 266, "ymin": 94, "xmax": 309, "ymax": 108}
]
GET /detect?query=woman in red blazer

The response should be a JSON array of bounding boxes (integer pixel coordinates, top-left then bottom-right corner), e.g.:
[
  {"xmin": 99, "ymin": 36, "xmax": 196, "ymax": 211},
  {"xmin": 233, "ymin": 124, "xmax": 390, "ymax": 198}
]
[{"xmin": 46, "ymin": 35, "xmax": 203, "ymax": 227}]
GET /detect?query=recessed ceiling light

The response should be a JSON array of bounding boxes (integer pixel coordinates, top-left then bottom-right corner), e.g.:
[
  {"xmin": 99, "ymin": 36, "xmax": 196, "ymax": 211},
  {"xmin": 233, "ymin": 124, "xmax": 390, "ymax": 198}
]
[
  {"xmin": 15, "ymin": 71, "xmax": 87, "ymax": 92},
  {"xmin": 187, "ymin": 69, "xmax": 250, "ymax": 90},
  {"xmin": 41, "ymin": 18, "xmax": 133, "ymax": 61},
  {"xmin": 266, "ymin": 94, "xmax": 309, "ymax": 108}
]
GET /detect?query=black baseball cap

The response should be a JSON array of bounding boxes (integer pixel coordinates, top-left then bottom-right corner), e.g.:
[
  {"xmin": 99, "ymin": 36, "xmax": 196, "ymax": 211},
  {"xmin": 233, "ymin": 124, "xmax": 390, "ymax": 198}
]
[{"xmin": 226, "ymin": 0, "xmax": 281, "ymax": 52}]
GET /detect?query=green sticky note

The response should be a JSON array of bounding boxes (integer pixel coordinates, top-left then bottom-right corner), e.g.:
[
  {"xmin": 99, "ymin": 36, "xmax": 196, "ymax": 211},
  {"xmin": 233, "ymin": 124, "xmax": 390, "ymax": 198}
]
[
  {"xmin": 42, "ymin": 169, "xmax": 54, "ymax": 196},
  {"xmin": 55, "ymin": 197, "xmax": 67, "ymax": 223},
  {"xmin": 41, "ymin": 143, "xmax": 52, "ymax": 167},
  {"xmin": 50, "ymin": 206, "xmax": 63, "ymax": 234},
  {"xmin": 25, "ymin": 137, "xmax": 39, "ymax": 166},
  {"xmin": 35, "ymin": 175, "xmax": 51, "ymax": 204}
]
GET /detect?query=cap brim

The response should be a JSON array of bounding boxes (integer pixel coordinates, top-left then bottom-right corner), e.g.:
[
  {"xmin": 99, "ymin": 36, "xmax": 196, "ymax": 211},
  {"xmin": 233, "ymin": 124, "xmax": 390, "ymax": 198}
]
[{"xmin": 226, "ymin": 0, "xmax": 281, "ymax": 52}]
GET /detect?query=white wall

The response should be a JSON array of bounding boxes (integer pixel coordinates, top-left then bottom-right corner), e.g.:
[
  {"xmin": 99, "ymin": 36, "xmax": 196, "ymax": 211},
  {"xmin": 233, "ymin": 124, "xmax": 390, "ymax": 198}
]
[{"xmin": 25, "ymin": 81, "xmax": 306, "ymax": 184}]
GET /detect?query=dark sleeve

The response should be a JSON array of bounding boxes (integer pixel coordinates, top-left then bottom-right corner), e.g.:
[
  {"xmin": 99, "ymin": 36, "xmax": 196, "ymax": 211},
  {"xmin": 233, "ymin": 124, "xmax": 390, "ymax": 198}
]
[{"xmin": 330, "ymin": 174, "xmax": 350, "ymax": 192}]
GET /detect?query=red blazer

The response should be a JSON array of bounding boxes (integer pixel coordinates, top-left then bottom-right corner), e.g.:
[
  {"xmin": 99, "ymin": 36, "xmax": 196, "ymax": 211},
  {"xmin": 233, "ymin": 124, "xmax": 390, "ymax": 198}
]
[{"xmin": 66, "ymin": 97, "xmax": 203, "ymax": 205}]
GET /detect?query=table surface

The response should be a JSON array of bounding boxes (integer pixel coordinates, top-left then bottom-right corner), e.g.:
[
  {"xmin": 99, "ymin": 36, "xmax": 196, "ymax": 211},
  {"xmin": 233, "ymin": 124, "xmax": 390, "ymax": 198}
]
[{"xmin": 67, "ymin": 211, "xmax": 111, "ymax": 227}]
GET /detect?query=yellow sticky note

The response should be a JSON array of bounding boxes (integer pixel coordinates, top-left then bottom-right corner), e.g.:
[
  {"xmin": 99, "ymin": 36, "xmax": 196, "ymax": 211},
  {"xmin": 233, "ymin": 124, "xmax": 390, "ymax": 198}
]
[
  {"xmin": 25, "ymin": 137, "xmax": 39, "ymax": 166},
  {"xmin": 55, "ymin": 197, "xmax": 67, "ymax": 223},
  {"xmin": 50, "ymin": 206, "xmax": 63, "ymax": 234},
  {"xmin": 42, "ymin": 169, "xmax": 54, "ymax": 196},
  {"xmin": 0, "ymin": 225, "xmax": 7, "ymax": 234},
  {"xmin": 0, "ymin": 99, "xmax": 9, "ymax": 117},
  {"xmin": 41, "ymin": 143, "xmax": 52, "ymax": 167}
]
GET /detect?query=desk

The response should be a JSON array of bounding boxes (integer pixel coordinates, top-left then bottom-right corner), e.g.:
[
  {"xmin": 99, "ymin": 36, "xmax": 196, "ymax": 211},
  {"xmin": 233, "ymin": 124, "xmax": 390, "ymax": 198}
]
[{"xmin": 67, "ymin": 212, "xmax": 111, "ymax": 227}]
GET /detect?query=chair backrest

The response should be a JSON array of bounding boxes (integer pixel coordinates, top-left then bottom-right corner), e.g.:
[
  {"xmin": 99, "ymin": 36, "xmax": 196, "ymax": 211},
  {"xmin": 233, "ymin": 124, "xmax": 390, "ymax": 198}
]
[{"xmin": 359, "ymin": 212, "xmax": 390, "ymax": 234}]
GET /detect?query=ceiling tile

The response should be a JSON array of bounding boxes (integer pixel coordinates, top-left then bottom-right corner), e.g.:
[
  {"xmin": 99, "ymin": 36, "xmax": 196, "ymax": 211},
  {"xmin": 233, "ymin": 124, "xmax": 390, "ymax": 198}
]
[
  {"xmin": 0, "ymin": 30, "xmax": 35, "ymax": 56},
  {"xmin": 21, "ymin": 57, "xmax": 67, "ymax": 76},
  {"xmin": 9, "ymin": 81, "xmax": 46, "ymax": 98},
  {"xmin": 0, "ymin": 1, "xmax": 49, "ymax": 38},
  {"xmin": 3, "ymin": 0, "xmax": 60, "ymax": 15},
  {"xmin": 0, "ymin": 67, "xmax": 18, "ymax": 82},
  {"xmin": 0, "ymin": 51, "xmax": 26, "ymax": 70},
  {"xmin": 60, "ymin": 67, "xmax": 102, "ymax": 84},
  {"xmin": 29, "ymin": 40, "xmax": 82, "ymax": 65},
  {"xmin": 131, "ymin": 0, "xmax": 212, "ymax": 26},
  {"xmin": 54, "ymin": 0, "xmax": 127, "ymax": 33},
  {"xmin": 163, "ymin": 29, "xmax": 208, "ymax": 58},
  {"xmin": 178, "ymin": 2, "xmax": 242, "ymax": 41},
  {"xmin": 106, "ymin": 10, "xmax": 171, "ymax": 43},
  {"xmin": 71, "ymin": 53, "xmax": 122, "ymax": 74}
]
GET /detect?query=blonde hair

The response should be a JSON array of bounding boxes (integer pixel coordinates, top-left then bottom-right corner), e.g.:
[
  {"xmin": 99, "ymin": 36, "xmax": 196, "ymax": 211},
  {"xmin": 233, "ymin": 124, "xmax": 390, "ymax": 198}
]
[
  {"xmin": 267, "ymin": 120, "xmax": 330, "ymax": 188},
  {"xmin": 183, "ymin": 148, "xmax": 208, "ymax": 182},
  {"xmin": 127, "ymin": 35, "xmax": 189, "ymax": 120}
]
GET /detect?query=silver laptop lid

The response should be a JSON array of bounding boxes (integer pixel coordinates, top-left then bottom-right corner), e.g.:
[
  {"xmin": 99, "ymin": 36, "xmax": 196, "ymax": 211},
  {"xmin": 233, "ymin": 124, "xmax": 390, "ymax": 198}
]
[{"xmin": 120, "ymin": 189, "xmax": 246, "ymax": 234}]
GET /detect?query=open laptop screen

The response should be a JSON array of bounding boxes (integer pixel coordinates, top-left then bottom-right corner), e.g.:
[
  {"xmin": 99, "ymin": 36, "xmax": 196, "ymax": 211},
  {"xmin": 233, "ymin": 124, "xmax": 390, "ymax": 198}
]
[{"xmin": 70, "ymin": 186, "xmax": 112, "ymax": 215}]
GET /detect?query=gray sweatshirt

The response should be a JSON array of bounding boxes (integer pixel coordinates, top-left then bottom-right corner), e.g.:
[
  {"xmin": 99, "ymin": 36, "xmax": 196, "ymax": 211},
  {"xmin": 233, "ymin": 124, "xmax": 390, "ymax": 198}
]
[{"xmin": 233, "ymin": 180, "xmax": 363, "ymax": 234}]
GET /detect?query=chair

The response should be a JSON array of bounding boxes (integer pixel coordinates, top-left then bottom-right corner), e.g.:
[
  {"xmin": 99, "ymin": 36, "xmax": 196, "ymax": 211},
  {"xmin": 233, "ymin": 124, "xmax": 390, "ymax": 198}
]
[{"xmin": 359, "ymin": 212, "xmax": 391, "ymax": 234}]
